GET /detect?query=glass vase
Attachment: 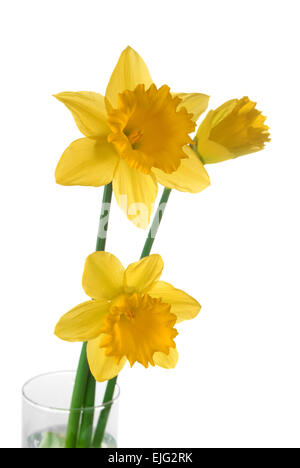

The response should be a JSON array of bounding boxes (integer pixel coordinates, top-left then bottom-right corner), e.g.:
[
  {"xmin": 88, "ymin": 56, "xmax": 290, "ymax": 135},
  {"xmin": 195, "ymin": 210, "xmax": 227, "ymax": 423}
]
[{"xmin": 22, "ymin": 371, "xmax": 119, "ymax": 448}]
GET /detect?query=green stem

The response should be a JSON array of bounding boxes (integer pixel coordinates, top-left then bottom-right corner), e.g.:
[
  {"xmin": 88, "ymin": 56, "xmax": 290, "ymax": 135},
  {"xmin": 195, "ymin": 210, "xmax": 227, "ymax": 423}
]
[
  {"xmin": 96, "ymin": 182, "xmax": 113, "ymax": 252},
  {"xmin": 92, "ymin": 187, "xmax": 172, "ymax": 448},
  {"xmin": 64, "ymin": 343, "xmax": 90, "ymax": 448},
  {"xmin": 141, "ymin": 188, "xmax": 171, "ymax": 258},
  {"xmin": 91, "ymin": 377, "xmax": 117, "ymax": 448},
  {"xmin": 76, "ymin": 373, "xmax": 96, "ymax": 448},
  {"xmin": 65, "ymin": 183, "xmax": 113, "ymax": 448}
]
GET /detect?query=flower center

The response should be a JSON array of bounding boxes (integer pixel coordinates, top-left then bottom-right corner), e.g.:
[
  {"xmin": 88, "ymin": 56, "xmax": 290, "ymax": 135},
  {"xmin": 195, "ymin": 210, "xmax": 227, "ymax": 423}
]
[
  {"xmin": 99, "ymin": 293, "xmax": 178, "ymax": 367},
  {"xmin": 127, "ymin": 129, "xmax": 144, "ymax": 146},
  {"xmin": 107, "ymin": 84, "xmax": 195, "ymax": 175}
]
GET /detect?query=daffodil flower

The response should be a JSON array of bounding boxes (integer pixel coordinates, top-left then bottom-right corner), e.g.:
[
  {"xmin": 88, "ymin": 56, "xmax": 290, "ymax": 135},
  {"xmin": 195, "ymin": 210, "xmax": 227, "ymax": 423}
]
[
  {"xmin": 55, "ymin": 252, "xmax": 201, "ymax": 382},
  {"xmin": 54, "ymin": 46, "xmax": 210, "ymax": 228},
  {"xmin": 195, "ymin": 97, "xmax": 270, "ymax": 164}
]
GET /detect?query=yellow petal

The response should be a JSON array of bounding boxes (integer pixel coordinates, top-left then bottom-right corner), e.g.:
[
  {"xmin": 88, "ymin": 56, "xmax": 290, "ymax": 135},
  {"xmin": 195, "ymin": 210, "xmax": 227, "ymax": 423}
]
[
  {"xmin": 55, "ymin": 138, "xmax": 119, "ymax": 186},
  {"xmin": 197, "ymin": 102, "xmax": 237, "ymax": 142},
  {"xmin": 197, "ymin": 139, "xmax": 233, "ymax": 164},
  {"xmin": 113, "ymin": 158, "xmax": 158, "ymax": 228},
  {"xmin": 87, "ymin": 336, "xmax": 127, "ymax": 382},
  {"xmin": 174, "ymin": 93, "xmax": 209, "ymax": 121},
  {"xmin": 196, "ymin": 110, "xmax": 214, "ymax": 141},
  {"xmin": 153, "ymin": 145, "xmax": 210, "ymax": 193},
  {"xmin": 209, "ymin": 99, "xmax": 238, "ymax": 127},
  {"xmin": 148, "ymin": 281, "xmax": 201, "ymax": 323},
  {"xmin": 153, "ymin": 347, "xmax": 178, "ymax": 369},
  {"xmin": 82, "ymin": 252, "xmax": 125, "ymax": 300},
  {"xmin": 124, "ymin": 254, "xmax": 164, "ymax": 294},
  {"xmin": 55, "ymin": 300, "xmax": 109, "ymax": 342},
  {"xmin": 105, "ymin": 46, "xmax": 153, "ymax": 109},
  {"xmin": 196, "ymin": 109, "xmax": 234, "ymax": 163},
  {"xmin": 54, "ymin": 91, "xmax": 110, "ymax": 138}
]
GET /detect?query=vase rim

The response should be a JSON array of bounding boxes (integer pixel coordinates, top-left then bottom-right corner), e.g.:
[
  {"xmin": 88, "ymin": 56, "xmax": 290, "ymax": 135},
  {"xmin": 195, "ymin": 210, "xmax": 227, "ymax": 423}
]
[{"xmin": 22, "ymin": 370, "xmax": 120, "ymax": 413}]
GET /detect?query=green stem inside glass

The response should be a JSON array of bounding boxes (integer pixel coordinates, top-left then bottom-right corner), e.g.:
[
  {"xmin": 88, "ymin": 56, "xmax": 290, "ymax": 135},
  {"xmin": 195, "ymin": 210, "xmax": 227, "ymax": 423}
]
[
  {"xmin": 76, "ymin": 373, "xmax": 96, "ymax": 448},
  {"xmin": 64, "ymin": 342, "xmax": 90, "ymax": 448}
]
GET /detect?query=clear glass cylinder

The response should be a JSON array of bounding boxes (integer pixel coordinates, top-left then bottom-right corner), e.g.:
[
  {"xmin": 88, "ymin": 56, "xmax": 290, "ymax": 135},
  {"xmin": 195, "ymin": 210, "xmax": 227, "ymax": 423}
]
[{"xmin": 22, "ymin": 371, "xmax": 119, "ymax": 448}]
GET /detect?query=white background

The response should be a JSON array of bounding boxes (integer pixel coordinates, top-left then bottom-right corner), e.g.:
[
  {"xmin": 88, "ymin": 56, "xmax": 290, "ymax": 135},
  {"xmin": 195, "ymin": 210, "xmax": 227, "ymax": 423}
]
[{"xmin": 0, "ymin": 0, "xmax": 299, "ymax": 449}]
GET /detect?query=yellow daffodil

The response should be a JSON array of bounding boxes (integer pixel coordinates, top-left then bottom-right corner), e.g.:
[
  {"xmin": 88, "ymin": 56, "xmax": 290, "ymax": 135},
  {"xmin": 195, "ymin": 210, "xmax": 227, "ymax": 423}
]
[
  {"xmin": 195, "ymin": 97, "xmax": 270, "ymax": 164},
  {"xmin": 54, "ymin": 46, "xmax": 210, "ymax": 228},
  {"xmin": 55, "ymin": 252, "xmax": 201, "ymax": 382}
]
